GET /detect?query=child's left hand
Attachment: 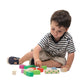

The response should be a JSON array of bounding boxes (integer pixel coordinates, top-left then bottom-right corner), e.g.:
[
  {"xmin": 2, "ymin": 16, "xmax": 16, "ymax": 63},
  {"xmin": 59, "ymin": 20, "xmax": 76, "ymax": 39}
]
[{"xmin": 61, "ymin": 64, "xmax": 71, "ymax": 71}]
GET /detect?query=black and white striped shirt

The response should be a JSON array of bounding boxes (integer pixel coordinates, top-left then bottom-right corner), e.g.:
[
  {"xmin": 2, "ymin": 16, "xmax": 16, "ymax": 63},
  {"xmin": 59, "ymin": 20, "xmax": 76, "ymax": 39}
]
[{"xmin": 38, "ymin": 32, "xmax": 75, "ymax": 57}]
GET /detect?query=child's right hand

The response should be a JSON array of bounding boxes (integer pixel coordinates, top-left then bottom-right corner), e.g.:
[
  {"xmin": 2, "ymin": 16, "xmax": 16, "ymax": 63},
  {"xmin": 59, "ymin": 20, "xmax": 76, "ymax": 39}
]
[{"xmin": 34, "ymin": 59, "xmax": 42, "ymax": 67}]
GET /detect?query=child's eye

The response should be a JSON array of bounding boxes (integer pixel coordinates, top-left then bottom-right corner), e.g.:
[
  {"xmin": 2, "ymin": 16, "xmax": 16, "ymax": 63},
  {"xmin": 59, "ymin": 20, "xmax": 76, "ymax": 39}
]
[
  {"xmin": 52, "ymin": 28, "xmax": 55, "ymax": 30},
  {"xmin": 58, "ymin": 31, "xmax": 62, "ymax": 33}
]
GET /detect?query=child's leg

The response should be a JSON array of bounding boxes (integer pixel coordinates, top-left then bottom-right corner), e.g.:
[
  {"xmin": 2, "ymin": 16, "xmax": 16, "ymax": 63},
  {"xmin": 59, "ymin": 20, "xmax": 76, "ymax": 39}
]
[
  {"xmin": 39, "ymin": 50, "xmax": 62, "ymax": 67},
  {"xmin": 19, "ymin": 51, "xmax": 33, "ymax": 64},
  {"xmin": 42, "ymin": 60, "xmax": 62, "ymax": 68}
]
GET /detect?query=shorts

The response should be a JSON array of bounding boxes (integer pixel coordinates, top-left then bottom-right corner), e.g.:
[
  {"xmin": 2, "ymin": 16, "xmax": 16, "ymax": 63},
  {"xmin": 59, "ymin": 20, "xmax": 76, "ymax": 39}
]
[{"xmin": 29, "ymin": 49, "xmax": 66, "ymax": 65}]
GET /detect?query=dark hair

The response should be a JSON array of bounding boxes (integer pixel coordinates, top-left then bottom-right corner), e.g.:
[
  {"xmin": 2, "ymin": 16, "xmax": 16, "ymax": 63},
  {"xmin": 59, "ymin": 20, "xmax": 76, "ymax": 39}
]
[{"xmin": 50, "ymin": 10, "xmax": 71, "ymax": 29}]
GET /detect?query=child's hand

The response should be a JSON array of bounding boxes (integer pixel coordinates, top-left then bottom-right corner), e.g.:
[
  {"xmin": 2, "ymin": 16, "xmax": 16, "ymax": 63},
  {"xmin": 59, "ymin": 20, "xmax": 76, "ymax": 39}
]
[
  {"xmin": 34, "ymin": 59, "xmax": 42, "ymax": 67},
  {"xmin": 61, "ymin": 64, "xmax": 70, "ymax": 71}
]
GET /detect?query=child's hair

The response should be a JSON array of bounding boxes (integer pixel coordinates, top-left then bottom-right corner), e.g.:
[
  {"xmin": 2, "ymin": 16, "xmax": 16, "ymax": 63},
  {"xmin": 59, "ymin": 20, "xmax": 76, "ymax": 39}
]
[{"xmin": 50, "ymin": 10, "xmax": 71, "ymax": 29}]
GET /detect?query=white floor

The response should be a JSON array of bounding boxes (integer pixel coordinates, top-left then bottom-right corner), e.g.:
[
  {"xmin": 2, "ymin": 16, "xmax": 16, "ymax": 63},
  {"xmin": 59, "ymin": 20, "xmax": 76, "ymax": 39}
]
[{"xmin": 0, "ymin": 57, "xmax": 83, "ymax": 84}]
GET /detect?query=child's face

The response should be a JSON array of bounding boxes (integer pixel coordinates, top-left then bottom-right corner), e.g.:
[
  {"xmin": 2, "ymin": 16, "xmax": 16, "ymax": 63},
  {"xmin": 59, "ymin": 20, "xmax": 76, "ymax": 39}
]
[{"xmin": 50, "ymin": 21, "xmax": 68, "ymax": 41}]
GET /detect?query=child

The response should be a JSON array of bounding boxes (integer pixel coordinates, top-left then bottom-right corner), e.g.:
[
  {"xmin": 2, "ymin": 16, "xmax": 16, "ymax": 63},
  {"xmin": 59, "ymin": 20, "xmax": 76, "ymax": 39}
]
[{"xmin": 8, "ymin": 10, "xmax": 75, "ymax": 71}]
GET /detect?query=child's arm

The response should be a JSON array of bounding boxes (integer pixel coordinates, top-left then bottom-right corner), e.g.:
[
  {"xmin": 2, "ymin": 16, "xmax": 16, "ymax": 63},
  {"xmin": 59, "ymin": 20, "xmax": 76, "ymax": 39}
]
[
  {"xmin": 61, "ymin": 53, "xmax": 75, "ymax": 71},
  {"xmin": 33, "ymin": 45, "xmax": 42, "ymax": 67}
]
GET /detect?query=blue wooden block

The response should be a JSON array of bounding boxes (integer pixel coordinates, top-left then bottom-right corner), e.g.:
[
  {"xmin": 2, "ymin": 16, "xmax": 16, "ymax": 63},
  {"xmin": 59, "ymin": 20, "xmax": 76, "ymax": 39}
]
[{"xmin": 52, "ymin": 67, "xmax": 57, "ymax": 70}]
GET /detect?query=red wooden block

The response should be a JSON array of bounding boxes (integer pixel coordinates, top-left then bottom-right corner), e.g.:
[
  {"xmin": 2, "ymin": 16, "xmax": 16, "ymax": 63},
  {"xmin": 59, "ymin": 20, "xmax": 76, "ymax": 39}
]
[{"xmin": 37, "ymin": 68, "xmax": 43, "ymax": 72}]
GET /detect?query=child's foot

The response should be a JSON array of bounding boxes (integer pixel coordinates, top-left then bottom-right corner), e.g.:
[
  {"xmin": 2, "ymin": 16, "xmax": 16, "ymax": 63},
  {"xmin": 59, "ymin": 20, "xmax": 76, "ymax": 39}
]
[{"xmin": 8, "ymin": 56, "xmax": 20, "ymax": 65}]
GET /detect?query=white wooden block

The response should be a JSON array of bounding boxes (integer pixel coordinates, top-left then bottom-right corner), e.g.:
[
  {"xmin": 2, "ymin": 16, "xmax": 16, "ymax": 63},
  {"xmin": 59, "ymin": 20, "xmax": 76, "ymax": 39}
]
[{"xmin": 61, "ymin": 68, "xmax": 68, "ymax": 72}]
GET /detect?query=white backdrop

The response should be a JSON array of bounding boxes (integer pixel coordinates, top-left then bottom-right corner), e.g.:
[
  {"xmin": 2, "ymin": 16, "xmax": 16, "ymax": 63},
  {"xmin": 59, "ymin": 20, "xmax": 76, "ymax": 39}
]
[{"xmin": 0, "ymin": 0, "xmax": 84, "ymax": 84}]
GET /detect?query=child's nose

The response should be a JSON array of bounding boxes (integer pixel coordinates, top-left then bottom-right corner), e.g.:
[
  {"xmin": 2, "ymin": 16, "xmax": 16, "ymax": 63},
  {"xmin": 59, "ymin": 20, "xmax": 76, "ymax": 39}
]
[{"xmin": 54, "ymin": 31, "xmax": 58, "ymax": 36}]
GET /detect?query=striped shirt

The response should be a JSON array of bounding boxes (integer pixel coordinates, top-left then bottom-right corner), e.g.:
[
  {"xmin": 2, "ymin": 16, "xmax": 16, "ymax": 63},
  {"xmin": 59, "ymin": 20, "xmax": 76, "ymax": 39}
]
[{"xmin": 38, "ymin": 32, "xmax": 75, "ymax": 58}]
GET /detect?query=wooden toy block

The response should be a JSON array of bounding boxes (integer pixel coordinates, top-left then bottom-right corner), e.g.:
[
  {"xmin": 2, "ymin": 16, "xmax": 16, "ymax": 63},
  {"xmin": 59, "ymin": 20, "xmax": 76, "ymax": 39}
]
[
  {"xmin": 24, "ymin": 70, "xmax": 27, "ymax": 75},
  {"xmin": 41, "ymin": 66, "xmax": 47, "ymax": 70},
  {"xmin": 21, "ymin": 69, "xmax": 24, "ymax": 73},
  {"xmin": 28, "ymin": 67, "xmax": 36, "ymax": 70},
  {"xmin": 32, "ymin": 70, "xmax": 40, "ymax": 75},
  {"xmin": 12, "ymin": 70, "xmax": 16, "ymax": 75},
  {"xmin": 23, "ymin": 68, "xmax": 34, "ymax": 74},
  {"xmin": 61, "ymin": 68, "xmax": 68, "ymax": 72},
  {"xmin": 24, "ymin": 69, "xmax": 34, "ymax": 72},
  {"xmin": 26, "ymin": 71, "xmax": 34, "ymax": 77},
  {"xmin": 26, "ymin": 68, "xmax": 34, "ymax": 71},
  {"xmin": 19, "ymin": 65, "xmax": 25, "ymax": 69},
  {"xmin": 24, "ymin": 70, "xmax": 34, "ymax": 77},
  {"xmin": 37, "ymin": 68, "xmax": 43, "ymax": 72},
  {"xmin": 52, "ymin": 67, "xmax": 57, "ymax": 70},
  {"xmin": 45, "ymin": 69, "xmax": 59, "ymax": 74},
  {"xmin": 24, "ymin": 65, "xmax": 36, "ymax": 69}
]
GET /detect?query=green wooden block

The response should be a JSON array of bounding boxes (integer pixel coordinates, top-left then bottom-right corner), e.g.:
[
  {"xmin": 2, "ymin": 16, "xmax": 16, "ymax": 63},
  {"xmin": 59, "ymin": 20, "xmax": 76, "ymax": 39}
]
[
  {"xmin": 24, "ymin": 70, "xmax": 27, "ymax": 75},
  {"xmin": 33, "ymin": 70, "xmax": 40, "ymax": 75},
  {"xmin": 24, "ymin": 65, "xmax": 36, "ymax": 69},
  {"xmin": 24, "ymin": 70, "xmax": 34, "ymax": 77},
  {"xmin": 41, "ymin": 66, "xmax": 47, "ymax": 70},
  {"xmin": 26, "ymin": 71, "xmax": 34, "ymax": 77}
]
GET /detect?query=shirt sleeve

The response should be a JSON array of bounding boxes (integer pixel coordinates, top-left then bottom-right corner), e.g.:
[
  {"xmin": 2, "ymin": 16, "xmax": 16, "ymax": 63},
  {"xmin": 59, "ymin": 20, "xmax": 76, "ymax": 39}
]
[
  {"xmin": 38, "ymin": 33, "xmax": 49, "ymax": 49},
  {"xmin": 66, "ymin": 37, "xmax": 76, "ymax": 53}
]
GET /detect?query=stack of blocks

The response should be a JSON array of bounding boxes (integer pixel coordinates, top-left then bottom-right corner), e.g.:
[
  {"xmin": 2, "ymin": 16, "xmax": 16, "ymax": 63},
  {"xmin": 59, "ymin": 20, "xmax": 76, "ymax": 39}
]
[
  {"xmin": 19, "ymin": 65, "xmax": 44, "ymax": 77},
  {"xmin": 19, "ymin": 65, "xmax": 60, "ymax": 77}
]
